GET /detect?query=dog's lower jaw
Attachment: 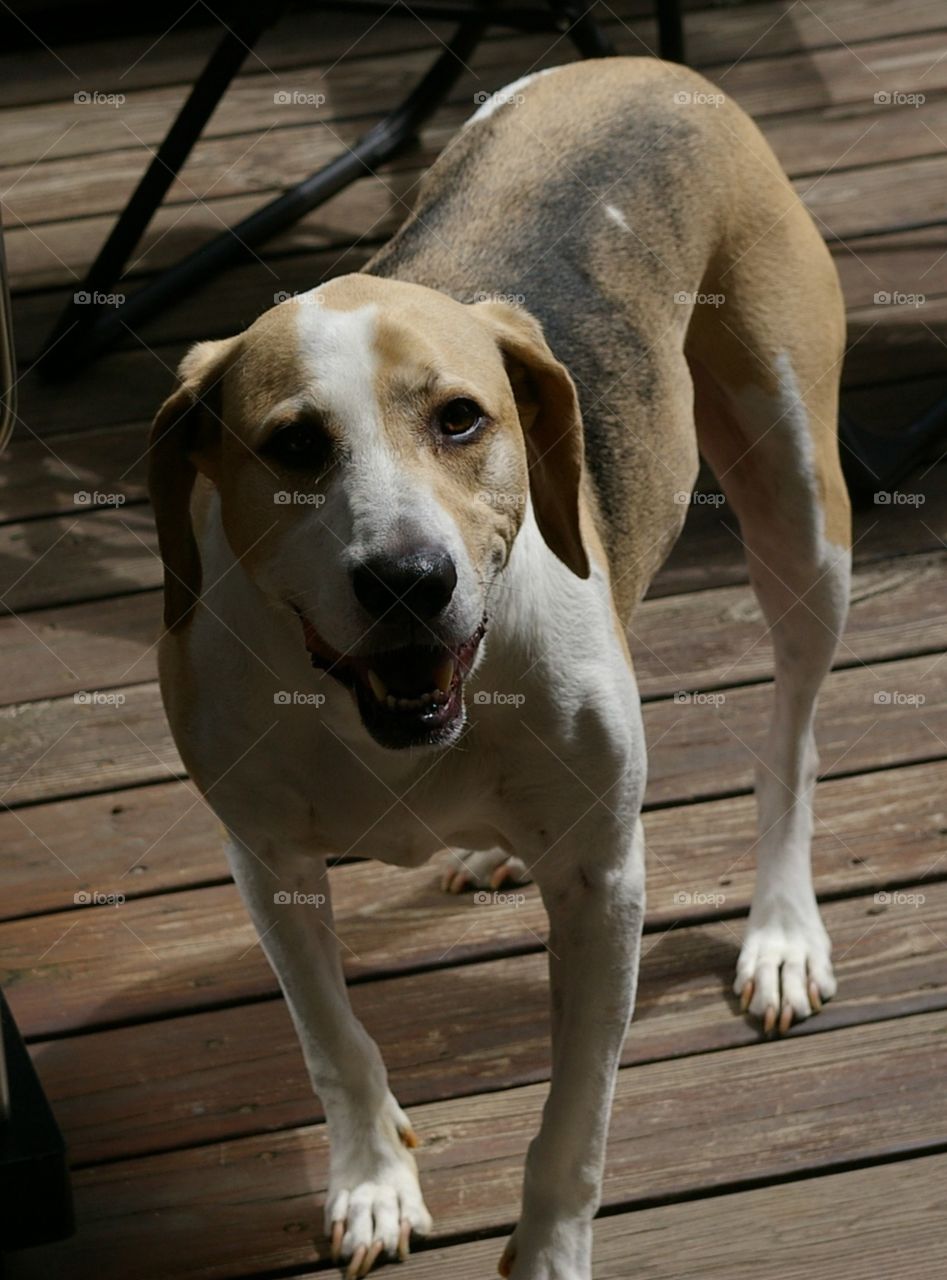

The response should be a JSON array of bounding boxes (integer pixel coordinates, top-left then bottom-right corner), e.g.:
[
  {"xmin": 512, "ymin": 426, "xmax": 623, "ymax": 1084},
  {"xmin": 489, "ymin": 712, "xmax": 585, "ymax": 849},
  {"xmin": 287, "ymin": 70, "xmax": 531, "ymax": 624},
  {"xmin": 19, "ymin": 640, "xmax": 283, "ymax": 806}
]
[{"xmin": 500, "ymin": 1213, "xmax": 594, "ymax": 1280}]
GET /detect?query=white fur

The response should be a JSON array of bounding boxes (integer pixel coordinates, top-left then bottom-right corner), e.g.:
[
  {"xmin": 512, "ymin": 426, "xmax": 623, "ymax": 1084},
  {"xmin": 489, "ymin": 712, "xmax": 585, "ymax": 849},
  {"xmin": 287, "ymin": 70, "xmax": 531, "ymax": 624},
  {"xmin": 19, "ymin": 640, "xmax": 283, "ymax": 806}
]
[
  {"xmin": 466, "ymin": 67, "xmax": 561, "ymax": 126},
  {"xmin": 723, "ymin": 353, "xmax": 849, "ymax": 1026},
  {"xmin": 159, "ymin": 296, "xmax": 845, "ymax": 1278},
  {"xmin": 161, "ymin": 465, "xmax": 646, "ymax": 1279},
  {"xmin": 604, "ymin": 204, "xmax": 631, "ymax": 233}
]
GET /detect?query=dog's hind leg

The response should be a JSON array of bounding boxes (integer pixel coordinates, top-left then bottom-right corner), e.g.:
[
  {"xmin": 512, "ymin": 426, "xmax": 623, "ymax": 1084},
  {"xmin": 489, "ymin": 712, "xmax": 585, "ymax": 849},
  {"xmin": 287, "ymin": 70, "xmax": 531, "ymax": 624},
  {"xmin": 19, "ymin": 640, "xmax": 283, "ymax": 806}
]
[
  {"xmin": 688, "ymin": 211, "xmax": 851, "ymax": 1035},
  {"xmin": 225, "ymin": 834, "xmax": 431, "ymax": 1271}
]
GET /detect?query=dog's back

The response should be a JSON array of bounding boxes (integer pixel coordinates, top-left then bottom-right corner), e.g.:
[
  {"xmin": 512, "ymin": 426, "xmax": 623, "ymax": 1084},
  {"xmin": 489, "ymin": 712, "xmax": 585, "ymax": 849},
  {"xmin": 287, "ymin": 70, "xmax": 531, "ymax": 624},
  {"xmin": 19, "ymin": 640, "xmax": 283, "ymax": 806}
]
[{"xmin": 369, "ymin": 57, "xmax": 845, "ymax": 613}]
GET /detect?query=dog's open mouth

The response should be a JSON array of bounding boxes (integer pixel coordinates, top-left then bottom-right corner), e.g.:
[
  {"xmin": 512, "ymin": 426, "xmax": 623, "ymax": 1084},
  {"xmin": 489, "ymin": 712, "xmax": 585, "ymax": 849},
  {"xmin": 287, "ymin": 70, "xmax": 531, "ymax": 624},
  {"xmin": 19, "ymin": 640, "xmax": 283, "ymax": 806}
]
[{"xmin": 297, "ymin": 614, "xmax": 486, "ymax": 749}]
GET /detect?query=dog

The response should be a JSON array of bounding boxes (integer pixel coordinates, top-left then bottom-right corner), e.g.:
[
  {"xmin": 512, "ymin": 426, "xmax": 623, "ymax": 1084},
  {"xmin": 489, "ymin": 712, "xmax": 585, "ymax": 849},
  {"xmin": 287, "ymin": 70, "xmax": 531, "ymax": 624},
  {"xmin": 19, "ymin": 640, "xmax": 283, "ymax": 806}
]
[{"xmin": 150, "ymin": 56, "xmax": 850, "ymax": 1280}]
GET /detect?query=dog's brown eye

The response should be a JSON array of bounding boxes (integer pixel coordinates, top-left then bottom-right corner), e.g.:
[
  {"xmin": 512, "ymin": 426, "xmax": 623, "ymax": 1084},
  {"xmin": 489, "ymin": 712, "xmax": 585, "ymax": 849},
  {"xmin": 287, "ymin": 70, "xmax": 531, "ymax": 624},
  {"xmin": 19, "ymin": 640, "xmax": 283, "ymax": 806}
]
[
  {"xmin": 264, "ymin": 420, "xmax": 331, "ymax": 470},
  {"xmin": 438, "ymin": 398, "xmax": 484, "ymax": 438}
]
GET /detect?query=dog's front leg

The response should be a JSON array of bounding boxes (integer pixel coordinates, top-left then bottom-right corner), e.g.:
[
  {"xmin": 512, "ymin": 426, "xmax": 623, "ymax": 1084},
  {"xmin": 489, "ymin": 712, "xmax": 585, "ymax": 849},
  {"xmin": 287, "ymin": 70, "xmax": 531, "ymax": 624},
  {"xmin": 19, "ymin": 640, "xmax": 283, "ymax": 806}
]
[
  {"xmin": 501, "ymin": 815, "xmax": 646, "ymax": 1280},
  {"xmin": 225, "ymin": 835, "xmax": 431, "ymax": 1274}
]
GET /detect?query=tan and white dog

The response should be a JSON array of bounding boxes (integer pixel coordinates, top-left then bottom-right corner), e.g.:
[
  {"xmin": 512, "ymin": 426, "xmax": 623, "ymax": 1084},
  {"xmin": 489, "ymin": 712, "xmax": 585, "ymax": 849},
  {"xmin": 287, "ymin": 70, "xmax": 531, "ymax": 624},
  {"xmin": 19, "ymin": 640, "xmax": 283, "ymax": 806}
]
[{"xmin": 150, "ymin": 57, "xmax": 850, "ymax": 1280}]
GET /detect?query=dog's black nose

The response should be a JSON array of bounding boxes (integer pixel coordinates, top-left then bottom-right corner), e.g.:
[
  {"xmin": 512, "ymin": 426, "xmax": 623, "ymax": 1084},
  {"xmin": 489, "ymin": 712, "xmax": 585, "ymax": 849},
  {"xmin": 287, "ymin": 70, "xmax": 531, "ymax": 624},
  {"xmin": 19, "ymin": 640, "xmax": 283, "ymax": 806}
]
[{"xmin": 352, "ymin": 549, "xmax": 458, "ymax": 622}]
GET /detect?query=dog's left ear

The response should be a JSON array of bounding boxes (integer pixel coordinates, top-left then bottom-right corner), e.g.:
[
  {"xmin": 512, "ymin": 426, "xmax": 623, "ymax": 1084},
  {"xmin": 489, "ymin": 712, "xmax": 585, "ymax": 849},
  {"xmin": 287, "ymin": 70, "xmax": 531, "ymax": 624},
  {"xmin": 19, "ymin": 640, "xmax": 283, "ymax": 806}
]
[
  {"xmin": 474, "ymin": 301, "xmax": 590, "ymax": 578},
  {"xmin": 148, "ymin": 337, "xmax": 237, "ymax": 631}
]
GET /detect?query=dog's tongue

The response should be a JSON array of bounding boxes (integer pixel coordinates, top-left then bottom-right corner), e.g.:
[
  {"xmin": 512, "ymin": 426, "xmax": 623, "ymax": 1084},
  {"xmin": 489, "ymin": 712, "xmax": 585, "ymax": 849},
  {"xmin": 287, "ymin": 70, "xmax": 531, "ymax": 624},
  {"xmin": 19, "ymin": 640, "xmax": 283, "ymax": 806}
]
[{"xmin": 372, "ymin": 646, "xmax": 454, "ymax": 698}]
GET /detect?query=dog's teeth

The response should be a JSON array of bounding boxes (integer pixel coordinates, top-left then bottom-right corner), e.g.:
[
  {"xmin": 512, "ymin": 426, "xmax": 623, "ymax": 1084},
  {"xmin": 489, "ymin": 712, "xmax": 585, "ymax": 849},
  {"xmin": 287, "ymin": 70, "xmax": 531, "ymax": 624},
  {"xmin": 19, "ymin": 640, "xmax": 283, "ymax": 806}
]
[
  {"xmin": 367, "ymin": 671, "xmax": 387, "ymax": 702},
  {"xmin": 435, "ymin": 658, "xmax": 455, "ymax": 693}
]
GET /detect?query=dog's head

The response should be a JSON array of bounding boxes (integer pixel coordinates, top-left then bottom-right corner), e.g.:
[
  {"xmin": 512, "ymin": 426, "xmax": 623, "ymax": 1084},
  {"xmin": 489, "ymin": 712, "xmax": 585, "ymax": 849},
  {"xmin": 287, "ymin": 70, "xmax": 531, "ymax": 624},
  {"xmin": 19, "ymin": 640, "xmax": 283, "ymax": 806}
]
[{"xmin": 149, "ymin": 275, "xmax": 588, "ymax": 749}]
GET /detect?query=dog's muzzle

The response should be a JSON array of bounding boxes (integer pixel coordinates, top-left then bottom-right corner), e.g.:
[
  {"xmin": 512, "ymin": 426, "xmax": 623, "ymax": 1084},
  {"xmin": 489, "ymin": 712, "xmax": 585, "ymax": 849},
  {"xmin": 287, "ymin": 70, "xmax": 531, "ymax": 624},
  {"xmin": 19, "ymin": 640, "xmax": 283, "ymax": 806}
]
[{"xmin": 296, "ymin": 612, "xmax": 486, "ymax": 749}]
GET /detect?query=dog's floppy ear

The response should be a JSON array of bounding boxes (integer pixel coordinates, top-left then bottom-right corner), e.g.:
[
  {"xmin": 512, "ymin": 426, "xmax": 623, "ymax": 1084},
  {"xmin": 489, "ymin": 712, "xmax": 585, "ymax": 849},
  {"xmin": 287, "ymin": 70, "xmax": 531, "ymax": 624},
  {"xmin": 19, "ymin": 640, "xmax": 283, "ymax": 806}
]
[
  {"xmin": 148, "ymin": 338, "xmax": 236, "ymax": 631},
  {"xmin": 474, "ymin": 301, "xmax": 590, "ymax": 578}
]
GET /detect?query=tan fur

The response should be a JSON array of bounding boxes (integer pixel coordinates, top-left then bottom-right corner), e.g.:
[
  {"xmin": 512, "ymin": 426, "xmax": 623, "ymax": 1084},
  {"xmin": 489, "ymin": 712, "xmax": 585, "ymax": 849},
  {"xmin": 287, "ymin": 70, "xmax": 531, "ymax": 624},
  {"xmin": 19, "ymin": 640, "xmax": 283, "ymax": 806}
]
[{"xmin": 369, "ymin": 57, "xmax": 851, "ymax": 612}]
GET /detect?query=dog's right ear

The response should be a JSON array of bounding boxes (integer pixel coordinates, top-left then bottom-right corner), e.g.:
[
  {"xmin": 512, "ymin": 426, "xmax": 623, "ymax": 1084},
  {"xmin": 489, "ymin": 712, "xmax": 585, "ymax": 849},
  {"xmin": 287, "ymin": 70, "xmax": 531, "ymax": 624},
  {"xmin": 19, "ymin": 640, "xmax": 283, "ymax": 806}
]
[{"xmin": 148, "ymin": 338, "xmax": 237, "ymax": 631}]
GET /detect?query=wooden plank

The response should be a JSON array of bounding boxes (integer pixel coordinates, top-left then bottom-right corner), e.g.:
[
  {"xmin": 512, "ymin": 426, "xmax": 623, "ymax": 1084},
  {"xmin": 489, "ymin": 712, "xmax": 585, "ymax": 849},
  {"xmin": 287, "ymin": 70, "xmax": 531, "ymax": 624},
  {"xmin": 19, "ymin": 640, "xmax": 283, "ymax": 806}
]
[
  {"xmin": 32, "ymin": 881, "xmax": 947, "ymax": 1165},
  {"xmin": 4, "ymin": 757, "xmax": 945, "ymax": 1035},
  {"xmin": 656, "ymin": 451, "xmax": 947, "ymax": 596},
  {"xmin": 13, "ymin": 223, "xmax": 947, "ymax": 442},
  {"xmin": 2, "ymin": 545, "xmax": 942, "ymax": 707},
  {"xmin": 4, "ymin": 751, "xmax": 945, "ymax": 925},
  {"xmin": 845, "ymin": 293, "xmax": 947, "ymax": 386},
  {"xmin": 9, "ymin": 27, "xmax": 947, "ymax": 230},
  {"xmin": 9, "ymin": 112, "xmax": 947, "ymax": 301},
  {"xmin": 643, "ymin": 651, "xmax": 947, "ymax": 806},
  {"xmin": 0, "ymin": 8, "xmax": 458, "ymax": 108},
  {"xmin": 711, "ymin": 28, "xmax": 947, "ymax": 116},
  {"xmin": 0, "ymin": 505, "xmax": 162, "ymax": 613},
  {"xmin": 0, "ymin": 681, "xmax": 178, "ymax": 807},
  {"xmin": 3, "ymin": 179, "xmax": 401, "ymax": 292},
  {"xmin": 14, "ymin": 1013, "xmax": 947, "ymax": 1279},
  {"xmin": 633, "ymin": 548, "xmax": 946, "ymax": 694},
  {"xmin": 2, "ymin": 427, "xmax": 944, "ymax": 611},
  {"xmin": 806, "ymin": 152, "xmax": 947, "ymax": 241},
  {"xmin": 0, "ymin": 780, "xmax": 227, "ymax": 921},
  {"xmin": 0, "ymin": 422, "xmax": 150, "ymax": 523},
  {"xmin": 3, "ymin": 0, "xmax": 936, "ymax": 113},
  {"xmin": 0, "ymin": 590, "xmax": 162, "ymax": 703},
  {"xmin": 768, "ymin": 93, "xmax": 947, "ymax": 179},
  {"xmin": 4, "ymin": 1, "xmax": 937, "ymax": 182},
  {"xmin": 386, "ymin": 1155, "xmax": 947, "ymax": 1280},
  {"xmin": 3, "ymin": 648, "xmax": 944, "ymax": 808},
  {"xmin": 14, "ymin": 195, "xmax": 947, "ymax": 371},
  {"xmin": 832, "ymin": 226, "xmax": 947, "ymax": 311},
  {"xmin": 10, "ymin": 240, "xmax": 379, "ymax": 364}
]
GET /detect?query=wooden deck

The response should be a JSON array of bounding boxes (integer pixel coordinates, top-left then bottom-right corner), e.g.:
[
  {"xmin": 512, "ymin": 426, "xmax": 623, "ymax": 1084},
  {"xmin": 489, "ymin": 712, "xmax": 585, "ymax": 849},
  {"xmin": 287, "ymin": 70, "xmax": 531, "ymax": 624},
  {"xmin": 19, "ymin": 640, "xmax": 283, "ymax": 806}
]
[{"xmin": 1, "ymin": 1, "xmax": 946, "ymax": 1276}]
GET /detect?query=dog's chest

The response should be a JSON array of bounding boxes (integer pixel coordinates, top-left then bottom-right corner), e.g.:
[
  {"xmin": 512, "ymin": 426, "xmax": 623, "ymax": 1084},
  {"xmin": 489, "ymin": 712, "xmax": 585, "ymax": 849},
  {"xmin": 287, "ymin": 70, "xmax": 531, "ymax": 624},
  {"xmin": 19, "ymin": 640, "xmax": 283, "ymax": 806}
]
[{"xmin": 179, "ymin": 694, "xmax": 509, "ymax": 866}]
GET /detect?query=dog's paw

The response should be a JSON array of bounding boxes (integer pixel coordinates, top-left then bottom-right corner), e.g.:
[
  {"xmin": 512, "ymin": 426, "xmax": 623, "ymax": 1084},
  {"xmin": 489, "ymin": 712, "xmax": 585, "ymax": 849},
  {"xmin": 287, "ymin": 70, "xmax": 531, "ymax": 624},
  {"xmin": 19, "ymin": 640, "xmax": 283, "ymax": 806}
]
[
  {"xmin": 734, "ymin": 900, "xmax": 836, "ymax": 1035},
  {"xmin": 498, "ymin": 1217, "xmax": 592, "ymax": 1280},
  {"xmin": 325, "ymin": 1101, "xmax": 432, "ymax": 1277},
  {"xmin": 440, "ymin": 846, "xmax": 530, "ymax": 894}
]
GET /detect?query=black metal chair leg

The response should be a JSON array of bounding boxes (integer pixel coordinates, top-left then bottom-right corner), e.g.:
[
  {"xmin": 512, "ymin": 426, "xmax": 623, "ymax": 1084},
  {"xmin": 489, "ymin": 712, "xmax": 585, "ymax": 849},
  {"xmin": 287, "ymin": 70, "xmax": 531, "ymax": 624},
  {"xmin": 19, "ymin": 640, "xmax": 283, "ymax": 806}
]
[
  {"xmin": 38, "ymin": 3, "xmax": 491, "ymax": 379},
  {"xmin": 36, "ymin": 0, "xmax": 681, "ymax": 380},
  {"xmin": 38, "ymin": 4, "xmax": 279, "ymax": 376},
  {"xmin": 840, "ymin": 398, "xmax": 947, "ymax": 503},
  {"xmin": 656, "ymin": 0, "xmax": 685, "ymax": 62},
  {"xmin": 558, "ymin": 1, "xmax": 616, "ymax": 58}
]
